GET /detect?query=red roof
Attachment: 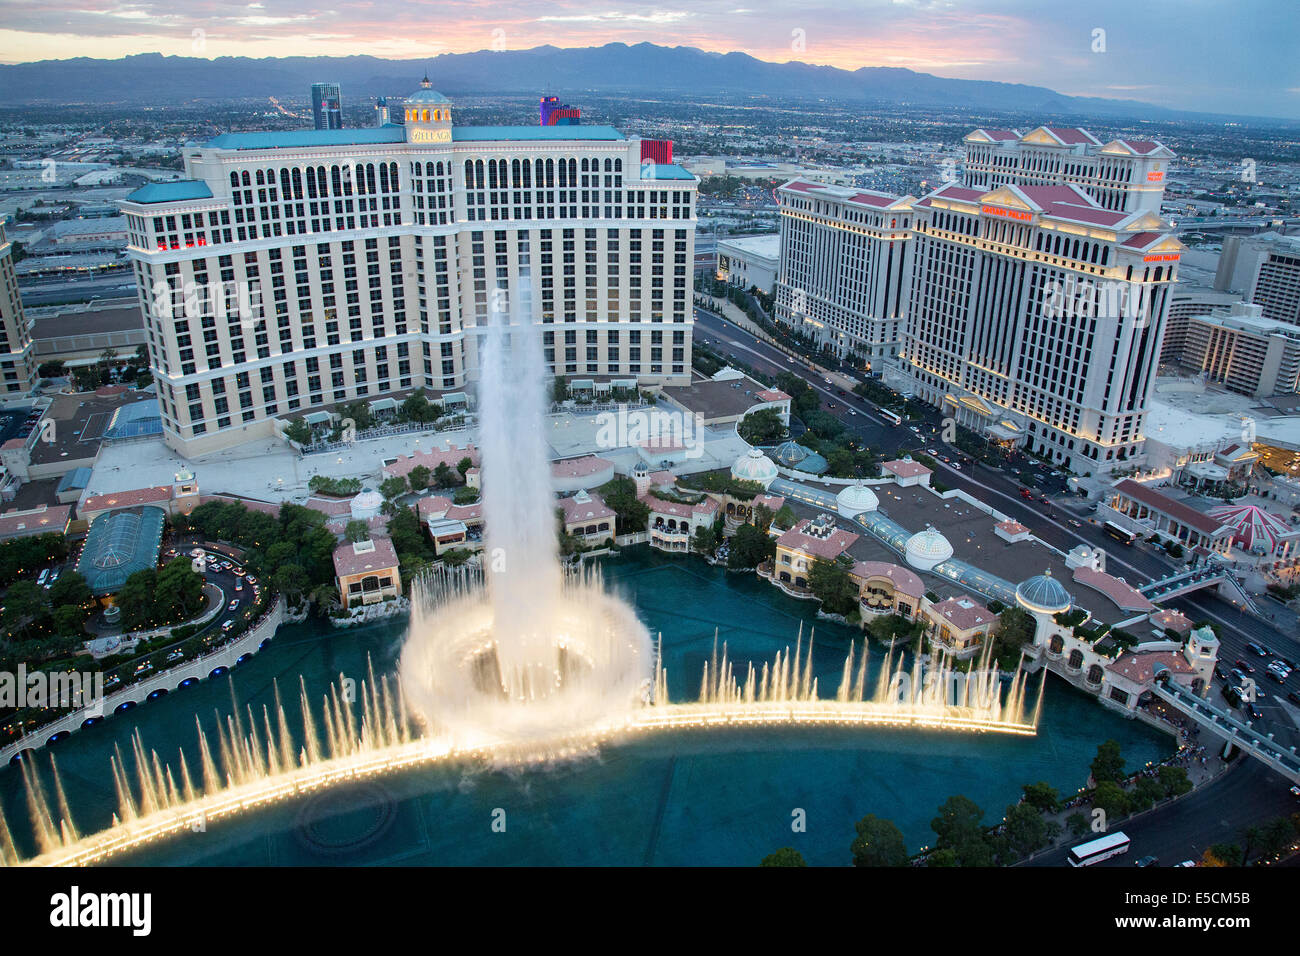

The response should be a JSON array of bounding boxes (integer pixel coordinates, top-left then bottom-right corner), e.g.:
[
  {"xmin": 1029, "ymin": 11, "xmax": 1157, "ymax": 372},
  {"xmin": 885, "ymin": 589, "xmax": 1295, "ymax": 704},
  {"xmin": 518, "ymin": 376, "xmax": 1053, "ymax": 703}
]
[
  {"xmin": 332, "ymin": 535, "xmax": 399, "ymax": 578},
  {"xmin": 81, "ymin": 485, "xmax": 172, "ymax": 514},
  {"xmin": 550, "ymin": 455, "xmax": 612, "ymax": 479},
  {"xmin": 1112, "ymin": 480, "xmax": 1231, "ymax": 538},
  {"xmin": 0, "ymin": 504, "xmax": 72, "ymax": 539},
  {"xmin": 850, "ymin": 560, "xmax": 924, "ymax": 599},
  {"xmin": 559, "ymin": 491, "xmax": 614, "ymax": 525},
  {"xmin": 1071, "ymin": 566, "xmax": 1155, "ymax": 613},
  {"xmin": 1123, "ymin": 140, "xmax": 1163, "ymax": 155},
  {"xmin": 883, "ymin": 458, "xmax": 932, "ymax": 480},
  {"xmin": 1044, "ymin": 203, "xmax": 1129, "ymax": 226},
  {"xmin": 1121, "ymin": 231, "xmax": 1163, "ymax": 249},
  {"xmin": 777, "ymin": 519, "xmax": 859, "ymax": 561},
  {"xmin": 1106, "ymin": 651, "xmax": 1195, "ymax": 685},
  {"xmin": 757, "ymin": 389, "xmax": 791, "ymax": 403},
  {"xmin": 1045, "ymin": 127, "xmax": 1099, "ymax": 146},
  {"xmin": 383, "ymin": 443, "xmax": 479, "ymax": 479},
  {"xmin": 930, "ymin": 595, "xmax": 995, "ymax": 632}
]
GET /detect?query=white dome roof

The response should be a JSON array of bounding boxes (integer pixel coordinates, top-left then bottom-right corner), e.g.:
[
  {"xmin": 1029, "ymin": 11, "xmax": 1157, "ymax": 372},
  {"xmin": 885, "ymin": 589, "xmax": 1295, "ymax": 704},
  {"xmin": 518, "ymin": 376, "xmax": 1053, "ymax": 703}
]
[
  {"xmin": 350, "ymin": 488, "xmax": 384, "ymax": 519},
  {"xmin": 836, "ymin": 481, "xmax": 879, "ymax": 517},
  {"xmin": 904, "ymin": 525, "xmax": 953, "ymax": 571},
  {"xmin": 731, "ymin": 448, "xmax": 778, "ymax": 487}
]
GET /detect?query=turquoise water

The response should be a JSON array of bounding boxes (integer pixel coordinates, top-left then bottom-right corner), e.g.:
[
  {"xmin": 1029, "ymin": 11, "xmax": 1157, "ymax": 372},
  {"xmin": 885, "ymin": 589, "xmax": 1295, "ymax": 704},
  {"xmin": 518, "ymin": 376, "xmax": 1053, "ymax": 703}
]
[{"xmin": 1, "ymin": 546, "xmax": 1171, "ymax": 865}]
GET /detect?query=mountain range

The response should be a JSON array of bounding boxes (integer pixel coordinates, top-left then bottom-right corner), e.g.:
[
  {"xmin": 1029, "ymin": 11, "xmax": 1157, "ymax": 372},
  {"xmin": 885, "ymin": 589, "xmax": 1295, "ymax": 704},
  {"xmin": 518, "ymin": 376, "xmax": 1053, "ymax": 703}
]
[{"xmin": 0, "ymin": 42, "xmax": 1263, "ymax": 123}]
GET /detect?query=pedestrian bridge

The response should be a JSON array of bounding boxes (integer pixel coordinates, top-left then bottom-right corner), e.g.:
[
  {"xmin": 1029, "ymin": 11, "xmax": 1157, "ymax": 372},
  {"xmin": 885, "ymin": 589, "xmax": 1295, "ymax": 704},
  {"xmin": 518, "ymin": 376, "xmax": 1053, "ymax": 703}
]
[
  {"xmin": 1138, "ymin": 564, "xmax": 1261, "ymax": 614},
  {"xmin": 1149, "ymin": 677, "xmax": 1300, "ymax": 783}
]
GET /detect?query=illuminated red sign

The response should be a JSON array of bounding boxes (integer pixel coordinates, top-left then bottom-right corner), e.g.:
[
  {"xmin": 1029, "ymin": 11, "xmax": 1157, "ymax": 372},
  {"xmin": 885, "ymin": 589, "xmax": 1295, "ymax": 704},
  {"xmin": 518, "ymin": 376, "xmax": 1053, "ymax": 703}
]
[
  {"xmin": 981, "ymin": 205, "xmax": 1032, "ymax": 221},
  {"xmin": 1147, "ymin": 171, "xmax": 1164, "ymax": 182},
  {"xmin": 1143, "ymin": 253, "xmax": 1179, "ymax": 262}
]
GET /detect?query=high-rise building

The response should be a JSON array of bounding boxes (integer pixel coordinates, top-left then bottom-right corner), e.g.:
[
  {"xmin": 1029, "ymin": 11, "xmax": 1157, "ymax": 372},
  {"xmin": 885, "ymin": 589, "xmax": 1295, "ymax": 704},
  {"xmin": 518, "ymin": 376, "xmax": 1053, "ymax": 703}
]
[
  {"xmin": 539, "ymin": 96, "xmax": 581, "ymax": 126},
  {"xmin": 1175, "ymin": 302, "xmax": 1300, "ymax": 398},
  {"xmin": 963, "ymin": 126, "xmax": 1173, "ymax": 213},
  {"xmin": 119, "ymin": 78, "xmax": 696, "ymax": 458},
  {"xmin": 375, "ymin": 96, "xmax": 405, "ymax": 127},
  {"xmin": 773, "ymin": 179, "xmax": 915, "ymax": 363},
  {"xmin": 1161, "ymin": 287, "xmax": 1241, "ymax": 365},
  {"xmin": 311, "ymin": 83, "xmax": 343, "ymax": 130},
  {"xmin": 901, "ymin": 180, "xmax": 1182, "ymax": 472},
  {"xmin": 0, "ymin": 221, "xmax": 34, "ymax": 395},
  {"xmin": 1215, "ymin": 232, "xmax": 1300, "ymax": 326}
]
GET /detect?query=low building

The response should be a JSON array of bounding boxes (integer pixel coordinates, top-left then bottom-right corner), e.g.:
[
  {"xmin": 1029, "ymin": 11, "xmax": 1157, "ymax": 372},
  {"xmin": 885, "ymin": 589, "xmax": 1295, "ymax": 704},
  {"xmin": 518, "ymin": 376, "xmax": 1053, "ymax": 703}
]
[
  {"xmin": 551, "ymin": 455, "xmax": 615, "ymax": 494},
  {"xmin": 1103, "ymin": 479, "xmax": 1234, "ymax": 556},
  {"xmin": 0, "ymin": 503, "xmax": 72, "ymax": 542},
  {"xmin": 882, "ymin": 457, "xmax": 932, "ymax": 487},
  {"xmin": 558, "ymin": 489, "xmax": 615, "ymax": 544},
  {"xmin": 1174, "ymin": 303, "xmax": 1300, "ymax": 397},
  {"xmin": 715, "ymin": 233, "xmax": 780, "ymax": 295},
  {"xmin": 416, "ymin": 495, "xmax": 485, "ymax": 556},
  {"xmin": 76, "ymin": 505, "xmax": 165, "ymax": 599},
  {"xmin": 333, "ymin": 536, "xmax": 402, "ymax": 609},
  {"xmin": 774, "ymin": 514, "xmax": 859, "ymax": 590},
  {"xmin": 852, "ymin": 560, "xmax": 925, "ymax": 621},
  {"xmin": 28, "ymin": 299, "xmax": 147, "ymax": 369},
  {"xmin": 924, "ymin": 595, "xmax": 996, "ymax": 660},
  {"xmin": 79, "ymin": 475, "xmax": 199, "ymax": 523}
]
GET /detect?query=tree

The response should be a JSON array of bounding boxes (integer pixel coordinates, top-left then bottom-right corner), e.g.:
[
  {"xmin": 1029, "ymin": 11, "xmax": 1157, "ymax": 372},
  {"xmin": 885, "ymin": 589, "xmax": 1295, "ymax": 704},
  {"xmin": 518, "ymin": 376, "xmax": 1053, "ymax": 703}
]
[
  {"xmin": 379, "ymin": 475, "xmax": 408, "ymax": 501},
  {"xmin": 692, "ymin": 524, "xmax": 719, "ymax": 556},
  {"xmin": 759, "ymin": 847, "xmax": 807, "ymax": 867},
  {"xmin": 728, "ymin": 522, "xmax": 775, "ymax": 569},
  {"xmin": 52, "ymin": 604, "xmax": 89, "ymax": 637},
  {"xmin": 738, "ymin": 408, "xmax": 785, "ymax": 444},
  {"xmin": 387, "ymin": 506, "xmax": 433, "ymax": 563},
  {"xmin": 1202, "ymin": 843, "xmax": 1242, "ymax": 867},
  {"xmin": 153, "ymin": 559, "xmax": 204, "ymax": 623},
  {"xmin": 116, "ymin": 569, "xmax": 158, "ymax": 630},
  {"xmin": 850, "ymin": 814, "xmax": 908, "ymax": 867},
  {"xmin": 1003, "ymin": 802, "xmax": 1048, "ymax": 857},
  {"xmin": 456, "ymin": 457, "xmax": 473, "ymax": 477},
  {"xmin": 1090, "ymin": 740, "xmax": 1125, "ymax": 785},
  {"xmin": 931, "ymin": 795, "xmax": 985, "ymax": 851},
  {"xmin": 344, "ymin": 519, "xmax": 370, "ymax": 543},
  {"xmin": 772, "ymin": 504, "xmax": 797, "ymax": 531},
  {"xmin": 433, "ymin": 462, "xmax": 457, "ymax": 489},
  {"xmin": 1157, "ymin": 765, "xmax": 1192, "ymax": 798},
  {"xmin": 453, "ymin": 486, "xmax": 479, "ymax": 505},
  {"xmin": 1021, "ymin": 781, "xmax": 1060, "ymax": 813},
  {"xmin": 407, "ymin": 464, "xmax": 432, "ymax": 492},
  {"xmin": 1066, "ymin": 812, "xmax": 1090, "ymax": 837},
  {"xmin": 1091, "ymin": 781, "xmax": 1130, "ymax": 821},
  {"xmin": 46, "ymin": 570, "xmax": 90, "ymax": 609},
  {"xmin": 1, "ymin": 580, "xmax": 49, "ymax": 638},
  {"xmin": 271, "ymin": 563, "xmax": 311, "ymax": 603},
  {"xmin": 597, "ymin": 477, "xmax": 651, "ymax": 536},
  {"xmin": 992, "ymin": 605, "xmax": 1035, "ymax": 669},
  {"xmin": 808, "ymin": 555, "xmax": 858, "ymax": 616},
  {"xmin": 284, "ymin": 418, "xmax": 312, "ymax": 445},
  {"xmin": 1131, "ymin": 776, "xmax": 1165, "ymax": 812}
]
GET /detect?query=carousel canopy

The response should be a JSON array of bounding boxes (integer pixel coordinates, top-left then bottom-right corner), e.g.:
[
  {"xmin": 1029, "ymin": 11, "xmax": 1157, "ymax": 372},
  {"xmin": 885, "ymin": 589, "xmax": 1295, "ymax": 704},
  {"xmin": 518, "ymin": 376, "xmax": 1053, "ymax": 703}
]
[{"xmin": 1205, "ymin": 503, "xmax": 1292, "ymax": 553}]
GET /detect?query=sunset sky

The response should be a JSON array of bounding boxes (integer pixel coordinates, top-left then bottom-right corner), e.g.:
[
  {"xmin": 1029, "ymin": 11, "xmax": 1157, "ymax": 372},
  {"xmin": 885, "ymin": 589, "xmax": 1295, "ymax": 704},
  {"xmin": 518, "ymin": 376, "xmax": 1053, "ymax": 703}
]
[{"xmin": 1, "ymin": 0, "xmax": 1297, "ymax": 117}]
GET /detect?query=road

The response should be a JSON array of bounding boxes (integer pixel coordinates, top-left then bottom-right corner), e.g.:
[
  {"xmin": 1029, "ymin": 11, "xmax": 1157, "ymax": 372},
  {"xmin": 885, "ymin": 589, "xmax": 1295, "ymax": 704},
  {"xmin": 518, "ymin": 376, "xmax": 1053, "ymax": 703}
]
[
  {"xmin": 692, "ymin": 306, "xmax": 1300, "ymax": 753},
  {"xmin": 1026, "ymin": 760, "xmax": 1300, "ymax": 866},
  {"xmin": 17, "ymin": 273, "xmax": 136, "ymax": 306}
]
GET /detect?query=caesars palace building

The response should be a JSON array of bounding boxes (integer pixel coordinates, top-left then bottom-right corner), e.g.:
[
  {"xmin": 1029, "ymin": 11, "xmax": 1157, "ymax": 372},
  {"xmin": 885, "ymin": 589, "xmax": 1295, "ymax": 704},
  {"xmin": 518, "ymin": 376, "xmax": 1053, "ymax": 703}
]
[{"xmin": 120, "ymin": 78, "xmax": 698, "ymax": 458}]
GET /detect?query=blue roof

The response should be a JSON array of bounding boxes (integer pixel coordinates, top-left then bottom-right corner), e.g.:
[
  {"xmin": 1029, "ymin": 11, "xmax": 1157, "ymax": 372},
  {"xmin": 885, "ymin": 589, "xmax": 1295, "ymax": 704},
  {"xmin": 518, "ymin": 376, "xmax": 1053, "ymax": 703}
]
[
  {"xmin": 206, "ymin": 127, "xmax": 407, "ymax": 150},
  {"xmin": 452, "ymin": 125, "xmax": 624, "ymax": 142},
  {"xmin": 104, "ymin": 399, "xmax": 162, "ymax": 440},
  {"xmin": 77, "ymin": 506, "xmax": 165, "ymax": 596},
  {"xmin": 124, "ymin": 180, "xmax": 214, "ymax": 204},
  {"xmin": 645, "ymin": 163, "xmax": 695, "ymax": 181},
  {"xmin": 56, "ymin": 467, "xmax": 92, "ymax": 495},
  {"xmin": 203, "ymin": 125, "xmax": 625, "ymax": 153}
]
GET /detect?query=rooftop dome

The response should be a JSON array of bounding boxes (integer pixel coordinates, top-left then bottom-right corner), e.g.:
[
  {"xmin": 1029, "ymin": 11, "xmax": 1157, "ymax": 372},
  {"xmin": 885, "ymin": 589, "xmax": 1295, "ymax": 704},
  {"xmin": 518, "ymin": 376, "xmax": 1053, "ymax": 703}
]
[
  {"xmin": 350, "ymin": 488, "xmax": 384, "ymax": 520},
  {"xmin": 772, "ymin": 440, "xmax": 809, "ymax": 466},
  {"xmin": 904, "ymin": 525, "xmax": 953, "ymax": 571},
  {"xmin": 1015, "ymin": 569, "xmax": 1072, "ymax": 615},
  {"xmin": 836, "ymin": 481, "xmax": 879, "ymax": 518},
  {"xmin": 408, "ymin": 76, "xmax": 451, "ymax": 106},
  {"xmin": 731, "ymin": 448, "xmax": 778, "ymax": 488}
]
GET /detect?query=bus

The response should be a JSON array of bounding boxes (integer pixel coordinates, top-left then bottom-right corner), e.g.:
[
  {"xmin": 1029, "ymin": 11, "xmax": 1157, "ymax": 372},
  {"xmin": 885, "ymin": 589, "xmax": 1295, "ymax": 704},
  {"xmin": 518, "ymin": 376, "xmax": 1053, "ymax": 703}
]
[
  {"xmin": 880, "ymin": 410, "xmax": 903, "ymax": 426},
  {"xmin": 1103, "ymin": 521, "xmax": 1137, "ymax": 546},
  {"xmin": 1068, "ymin": 831, "xmax": 1130, "ymax": 867}
]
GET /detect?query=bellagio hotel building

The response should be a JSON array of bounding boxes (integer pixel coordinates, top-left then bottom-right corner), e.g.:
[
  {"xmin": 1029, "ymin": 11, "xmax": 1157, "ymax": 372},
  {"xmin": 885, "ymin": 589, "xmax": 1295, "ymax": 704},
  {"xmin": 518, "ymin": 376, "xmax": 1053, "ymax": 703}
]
[{"xmin": 120, "ymin": 78, "xmax": 697, "ymax": 457}]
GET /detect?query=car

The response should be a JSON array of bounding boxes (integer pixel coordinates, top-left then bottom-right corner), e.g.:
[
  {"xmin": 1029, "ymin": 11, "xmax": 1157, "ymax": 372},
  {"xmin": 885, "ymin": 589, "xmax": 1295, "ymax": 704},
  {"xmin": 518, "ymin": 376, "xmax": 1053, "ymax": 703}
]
[
  {"xmin": 786, "ymin": 356, "xmax": 794, "ymax": 364},
  {"xmin": 1230, "ymin": 667, "xmax": 1248, "ymax": 684},
  {"xmin": 1214, "ymin": 664, "xmax": 1227, "ymax": 679},
  {"xmin": 848, "ymin": 409, "xmax": 857, "ymax": 416},
  {"xmin": 1173, "ymin": 861, "xmax": 1197, "ymax": 868},
  {"xmin": 246, "ymin": 575, "xmax": 258, "ymax": 585},
  {"xmin": 951, "ymin": 462, "xmax": 961, "ymax": 470},
  {"xmin": 1278, "ymin": 657, "xmax": 1298, "ymax": 671},
  {"xmin": 1291, "ymin": 785, "xmax": 1300, "ymax": 799},
  {"xmin": 824, "ymin": 378, "xmax": 832, "ymax": 385},
  {"xmin": 222, "ymin": 620, "xmax": 236, "ymax": 632},
  {"xmin": 1246, "ymin": 702, "xmax": 1263, "ymax": 720},
  {"xmin": 1134, "ymin": 855, "xmax": 1159, "ymax": 867},
  {"xmin": 1068, "ymin": 519, "xmax": 1083, "ymax": 528},
  {"xmin": 927, "ymin": 449, "xmax": 938, "ymax": 456},
  {"xmin": 1235, "ymin": 659, "xmax": 1255, "ymax": 674},
  {"xmin": 165, "ymin": 650, "xmax": 184, "ymax": 663},
  {"xmin": 235, "ymin": 580, "xmax": 243, "ymax": 592},
  {"xmin": 104, "ymin": 675, "xmax": 120, "ymax": 688},
  {"xmin": 1289, "ymin": 690, "xmax": 1300, "ymax": 706},
  {"xmin": 1247, "ymin": 642, "xmax": 1271, "ymax": 657},
  {"xmin": 190, "ymin": 548, "xmax": 204, "ymax": 558},
  {"xmin": 134, "ymin": 662, "xmax": 152, "ymax": 675},
  {"xmin": 36, "ymin": 568, "xmax": 49, "ymax": 587},
  {"xmin": 228, "ymin": 599, "xmax": 240, "ymax": 611}
]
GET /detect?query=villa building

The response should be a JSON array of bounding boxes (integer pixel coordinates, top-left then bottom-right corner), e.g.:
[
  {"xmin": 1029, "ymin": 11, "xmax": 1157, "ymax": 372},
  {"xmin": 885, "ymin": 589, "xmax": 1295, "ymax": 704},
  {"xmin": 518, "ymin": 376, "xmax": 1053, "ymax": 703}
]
[
  {"xmin": 417, "ymin": 494, "xmax": 484, "ymax": 555},
  {"xmin": 333, "ymin": 535, "xmax": 401, "ymax": 609},
  {"xmin": 923, "ymin": 595, "xmax": 996, "ymax": 660},
  {"xmin": 773, "ymin": 514, "xmax": 860, "ymax": 591},
  {"xmin": 119, "ymin": 76, "xmax": 698, "ymax": 458},
  {"xmin": 559, "ymin": 489, "xmax": 615, "ymax": 545}
]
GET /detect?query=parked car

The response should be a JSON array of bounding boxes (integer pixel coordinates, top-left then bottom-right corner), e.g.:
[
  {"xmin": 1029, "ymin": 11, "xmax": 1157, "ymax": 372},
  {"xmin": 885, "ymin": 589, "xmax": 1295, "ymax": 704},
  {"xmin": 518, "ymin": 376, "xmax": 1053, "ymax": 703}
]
[{"xmin": 1134, "ymin": 855, "xmax": 1159, "ymax": 867}]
